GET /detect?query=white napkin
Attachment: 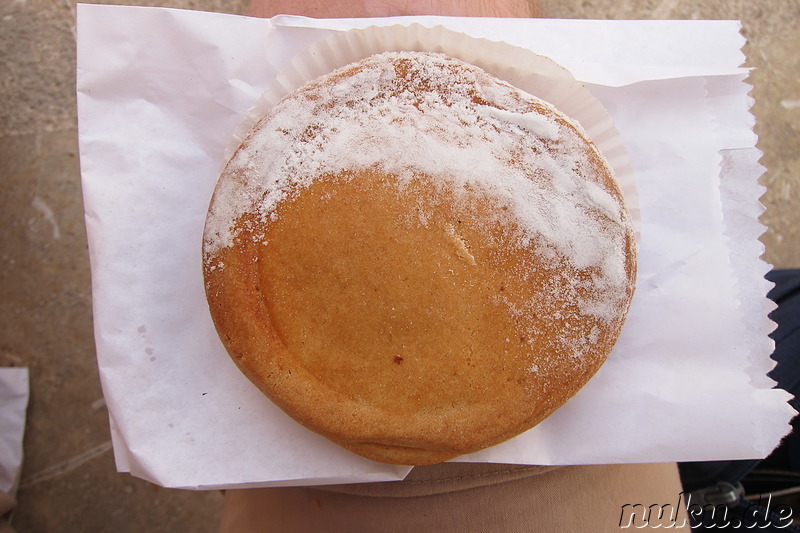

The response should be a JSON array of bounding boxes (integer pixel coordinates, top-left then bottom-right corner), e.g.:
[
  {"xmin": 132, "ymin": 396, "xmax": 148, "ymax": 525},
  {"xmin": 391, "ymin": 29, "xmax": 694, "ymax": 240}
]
[
  {"xmin": 76, "ymin": 4, "xmax": 793, "ymax": 489},
  {"xmin": 0, "ymin": 368, "xmax": 29, "ymax": 494}
]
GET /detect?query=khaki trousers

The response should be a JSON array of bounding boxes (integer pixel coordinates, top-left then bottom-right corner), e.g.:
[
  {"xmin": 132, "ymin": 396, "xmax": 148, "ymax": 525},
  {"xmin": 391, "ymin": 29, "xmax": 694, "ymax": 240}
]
[{"xmin": 220, "ymin": 462, "xmax": 689, "ymax": 532}]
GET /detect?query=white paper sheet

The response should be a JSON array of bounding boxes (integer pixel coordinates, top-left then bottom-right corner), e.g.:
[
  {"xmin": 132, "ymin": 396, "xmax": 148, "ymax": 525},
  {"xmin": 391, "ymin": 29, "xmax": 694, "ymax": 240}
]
[
  {"xmin": 76, "ymin": 4, "xmax": 794, "ymax": 489},
  {"xmin": 0, "ymin": 368, "xmax": 29, "ymax": 495}
]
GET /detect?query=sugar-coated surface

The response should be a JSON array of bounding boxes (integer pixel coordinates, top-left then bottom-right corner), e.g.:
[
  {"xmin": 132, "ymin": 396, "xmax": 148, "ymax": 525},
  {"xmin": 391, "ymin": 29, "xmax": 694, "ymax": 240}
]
[{"xmin": 204, "ymin": 51, "xmax": 633, "ymax": 326}]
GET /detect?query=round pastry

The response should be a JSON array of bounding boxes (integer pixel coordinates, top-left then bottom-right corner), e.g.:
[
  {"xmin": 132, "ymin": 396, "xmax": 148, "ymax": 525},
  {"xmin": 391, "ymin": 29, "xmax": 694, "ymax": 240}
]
[{"xmin": 203, "ymin": 51, "xmax": 637, "ymax": 465}]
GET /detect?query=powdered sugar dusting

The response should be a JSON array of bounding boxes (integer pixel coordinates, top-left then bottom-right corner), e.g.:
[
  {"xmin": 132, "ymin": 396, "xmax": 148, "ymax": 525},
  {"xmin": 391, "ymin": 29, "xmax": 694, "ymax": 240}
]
[{"xmin": 204, "ymin": 51, "xmax": 633, "ymax": 327}]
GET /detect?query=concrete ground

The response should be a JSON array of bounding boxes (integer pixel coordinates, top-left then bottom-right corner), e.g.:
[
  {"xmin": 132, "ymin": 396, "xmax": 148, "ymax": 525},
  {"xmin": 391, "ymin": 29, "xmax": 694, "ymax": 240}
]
[{"xmin": 0, "ymin": 0, "xmax": 797, "ymax": 531}]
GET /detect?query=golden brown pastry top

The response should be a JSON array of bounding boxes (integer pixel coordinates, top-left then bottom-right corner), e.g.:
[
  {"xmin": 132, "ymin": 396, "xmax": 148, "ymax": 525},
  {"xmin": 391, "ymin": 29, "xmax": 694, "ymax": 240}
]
[{"xmin": 203, "ymin": 51, "xmax": 637, "ymax": 465}]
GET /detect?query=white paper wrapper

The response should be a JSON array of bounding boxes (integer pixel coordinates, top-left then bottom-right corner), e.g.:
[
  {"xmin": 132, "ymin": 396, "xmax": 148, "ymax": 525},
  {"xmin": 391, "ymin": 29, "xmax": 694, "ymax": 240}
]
[{"xmin": 76, "ymin": 5, "xmax": 794, "ymax": 489}]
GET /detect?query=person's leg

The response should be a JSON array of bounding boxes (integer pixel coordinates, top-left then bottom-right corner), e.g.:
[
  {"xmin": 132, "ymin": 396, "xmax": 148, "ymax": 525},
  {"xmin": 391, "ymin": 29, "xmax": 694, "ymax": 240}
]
[
  {"xmin": 0, "ymin": 491, "xmax": 17, "ymax": 533},
  {"xmin": 220, "ymin": 462, "xmax": 688, "ymax": 532},
  {"xmin": 247, "ymin": 0, "xmax": 538, "ymax": 19}
]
